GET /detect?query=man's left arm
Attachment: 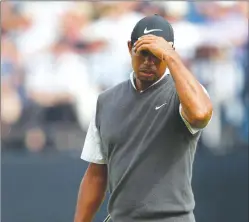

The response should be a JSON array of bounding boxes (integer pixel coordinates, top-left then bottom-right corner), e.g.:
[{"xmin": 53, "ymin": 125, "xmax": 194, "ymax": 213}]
[
  {"xmin": 134, "ymin": 34, "xmax": 213, "ymax": 130},
  {"xmin": 165, "ymin": 52, "xmax": 213, "ymax": 130}
]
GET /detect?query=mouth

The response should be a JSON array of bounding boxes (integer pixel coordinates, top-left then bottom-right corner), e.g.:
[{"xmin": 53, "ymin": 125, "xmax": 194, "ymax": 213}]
[{"xmin": 139, "ymin": 69, "xmax": 156, "ymax": 77}]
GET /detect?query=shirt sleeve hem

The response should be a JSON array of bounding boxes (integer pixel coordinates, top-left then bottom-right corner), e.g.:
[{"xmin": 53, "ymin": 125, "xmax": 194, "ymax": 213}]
[
  {"xmin": 179, "ymin": 104, "xmax": 201, "ymax": 135},
  {"xmin": 178, "ymin": 84, "xmax": 212, "ymax": 135},
  {"xmin": 80, "ymin": 155, "xmax": 107, "ymax": 164}
]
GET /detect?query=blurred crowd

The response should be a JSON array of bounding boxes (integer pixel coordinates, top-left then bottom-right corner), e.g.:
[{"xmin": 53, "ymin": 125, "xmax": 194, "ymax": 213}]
[{"xmin": 1, "ymin": 1, "xmax": 248, "ymax": 154}]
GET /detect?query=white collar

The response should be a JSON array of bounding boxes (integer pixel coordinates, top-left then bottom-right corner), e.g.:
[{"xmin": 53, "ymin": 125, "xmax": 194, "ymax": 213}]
[{"xmin": 130, "ymin": 69, "xmax": 170, "ymax": 93}]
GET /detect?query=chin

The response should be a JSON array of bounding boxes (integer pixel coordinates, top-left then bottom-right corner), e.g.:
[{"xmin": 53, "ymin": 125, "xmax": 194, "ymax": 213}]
[{"xmin": 138, "ymin": 75, "xmax": 158, "ymax": 82}]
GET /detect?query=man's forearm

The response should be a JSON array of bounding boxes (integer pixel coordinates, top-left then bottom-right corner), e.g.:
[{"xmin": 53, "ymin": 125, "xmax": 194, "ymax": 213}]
[
  {"xmin": 74, "ymin": 164, "xmax": 107, "ymax": 222},
  {"xmin": 165, "ymin": 53, "xmax": 213, "ymax": 127}
]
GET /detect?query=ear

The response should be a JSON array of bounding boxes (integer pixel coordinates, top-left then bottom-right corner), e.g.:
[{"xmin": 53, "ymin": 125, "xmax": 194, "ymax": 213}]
[{"xmin": 128, "ymin": 41, "xmax": 132, "ymax": 55}]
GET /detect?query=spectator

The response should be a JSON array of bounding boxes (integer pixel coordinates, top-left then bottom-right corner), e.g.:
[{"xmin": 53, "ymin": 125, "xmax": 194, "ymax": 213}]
[
  {"xmin": 1, "ymin": 36, "xmax": 22, "ymax": 138},
  {"xmin": 81, "ymin": 2, "xmax": 144, "ymax": 89},
  {"xmin": 190, "ymin": 2, "xmax": 247, "ymax": 152},
  {"xmin": 25, "ymin": 38, "xmax": 99, "ymax": 132},
  {"xmin": 1, "ymin": 1, "xmax": 248, "ymax": 153},
  {"xmin": 152, "ymin": 1, "xmax": 203, "ymax": 64}
]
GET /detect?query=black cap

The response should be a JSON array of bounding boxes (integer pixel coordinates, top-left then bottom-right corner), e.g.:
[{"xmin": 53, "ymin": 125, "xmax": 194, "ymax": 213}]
[{"xmin": 131, "ymin": 14, "xmax": 174, "ymax": 45}]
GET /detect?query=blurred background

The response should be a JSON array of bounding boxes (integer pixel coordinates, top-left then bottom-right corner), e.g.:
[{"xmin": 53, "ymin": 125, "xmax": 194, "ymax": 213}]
[{"xmin": 1, "ymin": 1, "xmax": 248, "ymax": 222}]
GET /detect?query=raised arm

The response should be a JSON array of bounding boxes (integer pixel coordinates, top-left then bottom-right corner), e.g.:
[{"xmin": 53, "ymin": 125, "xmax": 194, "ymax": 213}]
[
  {"xmin": 134, "ymin": 34, "xmax": 213, "ymax": 128},
  {"xmin": 165, "ymin": 52, "xmax": 213, "ymax": 128}
]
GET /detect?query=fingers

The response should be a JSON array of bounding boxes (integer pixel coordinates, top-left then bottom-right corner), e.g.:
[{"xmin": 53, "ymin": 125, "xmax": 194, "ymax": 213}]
[
  {"xmin": 134, "ymin": 35, "xmax": 159, "ymax": 51},
  {"xmin": 139, "ymin": 34, "xmax": 157, "ymax": 39},
  {"xmin": 134, "ymin": 39, "xmax": 155, "ymax": 52},
  {"xmin": 135, "ymin": 43, "xmax": 151, "ymax": 54},
  {"xmin": 134, "ymin": 35, "xmax": 173, "ymax": 49},
  {"xmin": 135, "ymin": 35, "xmax": 157, "ymax": 46},
  {"xmin": 133, "ymin": 35, "xmax": 175, "ymax": 58}
]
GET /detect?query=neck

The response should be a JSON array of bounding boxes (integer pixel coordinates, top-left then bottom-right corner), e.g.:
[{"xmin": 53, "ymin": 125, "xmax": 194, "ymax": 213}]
[{"xmin": 132, "ymin": 71, "xmax": 168, "ymax": 92}]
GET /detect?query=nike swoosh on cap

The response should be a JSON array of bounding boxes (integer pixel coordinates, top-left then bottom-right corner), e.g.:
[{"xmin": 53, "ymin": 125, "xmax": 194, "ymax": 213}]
[{"xmin": 144, "ymin": 27, "xmax": 163, "ymax": 34}]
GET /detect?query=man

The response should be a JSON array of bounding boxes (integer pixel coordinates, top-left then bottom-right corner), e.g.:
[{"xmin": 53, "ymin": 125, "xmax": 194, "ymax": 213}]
[{"xmin": 74, "ymin": 14, "xmax": 213, "ymax": 222}]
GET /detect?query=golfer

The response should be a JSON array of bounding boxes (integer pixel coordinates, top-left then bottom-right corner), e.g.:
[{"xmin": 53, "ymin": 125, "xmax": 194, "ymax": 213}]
[{"xmin": 74, "ymin": 14, "xmax": 213, "ymax": 222}]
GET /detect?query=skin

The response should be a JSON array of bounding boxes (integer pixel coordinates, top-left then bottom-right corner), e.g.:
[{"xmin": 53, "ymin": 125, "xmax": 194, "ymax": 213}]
[
  {"xmin": 74, "ymin": 34, "xmax": 213, "ymax": 222},
  {"xmin": 129, "ymin": 34, "xmax": 213, "ymax": 128},
  {"xmin": 74, "ymin": 163, "xmax": 107, "ymax": 222}
]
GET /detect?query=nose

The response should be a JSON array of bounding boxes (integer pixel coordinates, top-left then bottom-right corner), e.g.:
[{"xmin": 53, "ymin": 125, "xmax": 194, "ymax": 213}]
[{"xmin": 144, "ymin": 55, "xmax": 155, "ymax": 65}]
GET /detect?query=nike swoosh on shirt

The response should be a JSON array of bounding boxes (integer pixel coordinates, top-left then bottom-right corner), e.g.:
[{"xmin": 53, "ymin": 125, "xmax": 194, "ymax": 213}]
[
  {"xmin": 144, "ymin": 27, "xmax": 163, "ymax": 34},
  {"xmin": 155, "ymin": 103, "xmax": 167, "ymax": 110}
]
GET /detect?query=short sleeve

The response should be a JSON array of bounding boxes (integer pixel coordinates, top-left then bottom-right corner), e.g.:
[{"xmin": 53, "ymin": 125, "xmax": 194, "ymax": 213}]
[
  {"xmin": 179, "ymin": 84, "xmax": 212, "ymax": 135},
  {"xmin": 81, "ymin": 103, "xmax": 107, "ymax": 164}
]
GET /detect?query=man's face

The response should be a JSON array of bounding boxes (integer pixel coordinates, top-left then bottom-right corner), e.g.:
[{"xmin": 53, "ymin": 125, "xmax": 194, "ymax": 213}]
[{"xmin": 128, "ymin": 40, "xmax": 167, "ymax": 82}]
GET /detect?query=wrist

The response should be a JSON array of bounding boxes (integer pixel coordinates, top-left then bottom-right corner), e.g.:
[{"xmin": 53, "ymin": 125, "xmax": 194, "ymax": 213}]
[{"xmin": 163, "ymin": 51, "xmax": 181, "ymax": 65}]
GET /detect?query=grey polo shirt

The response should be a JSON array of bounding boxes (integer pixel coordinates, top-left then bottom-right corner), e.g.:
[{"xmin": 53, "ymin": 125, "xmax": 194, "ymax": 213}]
[{"xmin": 81, "ymin": 71, "xmax": 210, "ymax": 222}]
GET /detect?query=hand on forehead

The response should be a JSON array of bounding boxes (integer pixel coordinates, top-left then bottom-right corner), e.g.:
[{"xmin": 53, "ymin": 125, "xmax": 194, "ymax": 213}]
[
  {"xmin": 137, "ymin": 34, "xmax": 174, "ymax": 46},
  {"xmin": 133, "ymin": 34, "xmax": 175, "ymax": 61}
]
